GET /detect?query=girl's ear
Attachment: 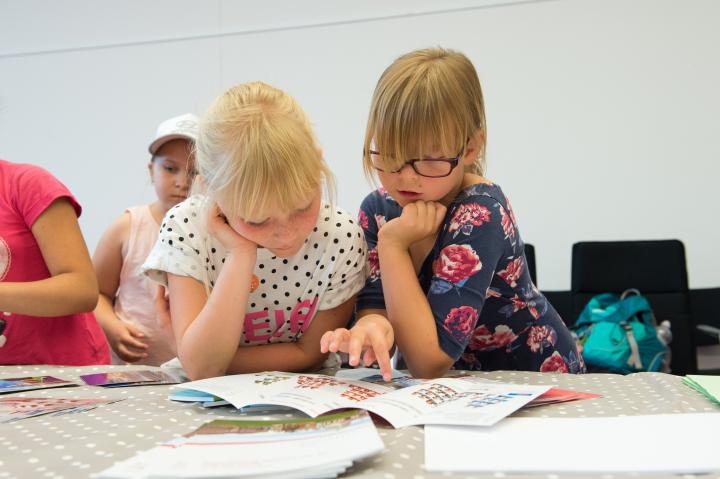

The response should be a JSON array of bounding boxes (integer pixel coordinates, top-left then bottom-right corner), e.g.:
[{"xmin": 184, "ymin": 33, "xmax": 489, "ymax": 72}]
[
  {"xmin": 147, "ymin": 161, "xmax": 154, "ymax": 183},
  {"xmin": 462, "ymin": 129, "xmax": 485, "ymax": 165}
]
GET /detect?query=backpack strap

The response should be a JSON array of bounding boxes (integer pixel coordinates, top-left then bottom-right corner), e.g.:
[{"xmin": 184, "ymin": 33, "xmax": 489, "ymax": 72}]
[{"xmin": 622, "ymin": 322, "xmax": 643, "ymax": 369}]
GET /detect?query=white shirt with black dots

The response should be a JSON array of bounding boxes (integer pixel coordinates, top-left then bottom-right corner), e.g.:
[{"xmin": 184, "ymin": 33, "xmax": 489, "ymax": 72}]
[{"xmin": 142, "ymin": 195, "xmax": 367, "ymax": 345}]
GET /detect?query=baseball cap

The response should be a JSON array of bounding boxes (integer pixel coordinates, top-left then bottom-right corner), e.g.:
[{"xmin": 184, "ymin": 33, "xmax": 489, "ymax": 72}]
[{"xmin": 148, "ymin": 113, "xmax": 199, "ymax": 155}]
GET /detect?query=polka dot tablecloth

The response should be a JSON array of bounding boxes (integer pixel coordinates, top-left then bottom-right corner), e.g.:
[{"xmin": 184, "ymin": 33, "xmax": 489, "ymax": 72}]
[{"xmin": 0, "ymin": 365, "xmax": 718, "ymax": 479}]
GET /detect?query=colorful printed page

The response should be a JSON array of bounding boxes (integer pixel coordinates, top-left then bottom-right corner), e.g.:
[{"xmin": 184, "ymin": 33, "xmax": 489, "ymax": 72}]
[
  {"xmin": 174, "ymin": 372, "xmax": 550, "ymax": 428},
  {"xmin": 524, "ymin": 387, "xmax": 601, "ymax": 408},
  {"xmin": 80, "ymin": 370, "xmax": 179, "ymax": 387},
  {"xmin": 0, "ymin": 397, "xmax": 118, "ymax": 423},
  {"xmin": 0, "ymin": 375, "xmax": 77, "ymax": 394},
  {"xmin": 97, "ymin": 410, "xmax": 384, "ymax": 479}
]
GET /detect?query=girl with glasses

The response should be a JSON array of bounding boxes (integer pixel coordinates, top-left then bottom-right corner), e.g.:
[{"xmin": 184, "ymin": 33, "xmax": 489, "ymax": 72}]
[{"xmin": 321, "ymin": 47, "xmax": 584, "ymax": 379}]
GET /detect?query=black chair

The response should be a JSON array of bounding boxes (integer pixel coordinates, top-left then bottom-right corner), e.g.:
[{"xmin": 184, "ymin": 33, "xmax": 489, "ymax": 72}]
[
  {"xmin": 570, "ymin": 240, "xmax": 697, "ymax": 375},
  {"xmin": 523, "ymin": 243, "xmax": 537, "ymax": 286}
]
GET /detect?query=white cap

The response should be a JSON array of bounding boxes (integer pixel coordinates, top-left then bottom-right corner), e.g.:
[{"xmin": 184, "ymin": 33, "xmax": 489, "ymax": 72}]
[{"xmin": 148, "ymin": 113, "xmax": 199, "ymax": 155}]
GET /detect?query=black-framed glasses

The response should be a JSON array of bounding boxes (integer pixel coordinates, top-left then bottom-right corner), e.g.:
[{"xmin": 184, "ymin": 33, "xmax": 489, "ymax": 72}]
[{"xmin": 369, "ymin": 147, "xmax": 464, "ymax": 178}]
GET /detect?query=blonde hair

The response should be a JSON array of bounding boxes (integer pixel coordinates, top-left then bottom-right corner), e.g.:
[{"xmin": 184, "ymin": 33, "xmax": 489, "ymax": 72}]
[
  {"xmin": 195, "ymin": 81, "xmax": 334, "ymax": 220},
  {"xmin": 363, "ymin": 47, "xmax": 487, "ymax": 177}
]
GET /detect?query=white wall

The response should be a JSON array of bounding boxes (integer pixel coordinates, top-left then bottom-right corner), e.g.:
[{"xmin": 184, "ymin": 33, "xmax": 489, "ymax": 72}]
[{"xmin": 1, "ymin": 0, "xmax": 718, "ymax": 290}]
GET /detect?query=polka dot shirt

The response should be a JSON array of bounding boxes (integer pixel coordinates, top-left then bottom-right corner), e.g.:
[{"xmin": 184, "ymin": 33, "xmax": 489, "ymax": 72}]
[{"xmin": 142, "ymin": 195, "xmax": 367, "ymax": 345}]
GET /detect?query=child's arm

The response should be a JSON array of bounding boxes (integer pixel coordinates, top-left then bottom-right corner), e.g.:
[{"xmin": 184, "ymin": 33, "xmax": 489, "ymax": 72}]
[
  {"xmin": 376, "ymin": 201, "xmax": 456, "ymax": 378},
  {"xmin": 166, "ymin": 204, "xmax": 257, "ymax": 380},
  {"xmin": 226, "ymin": 296, "xmax": 357, "ymax": 374},
  {"xmin": 0, "ymin": 198, "xmax": 98, "ymax": 316},
  {"xmin": 92, "ymin": 212, "xmax": 149, "ymax": 362}
]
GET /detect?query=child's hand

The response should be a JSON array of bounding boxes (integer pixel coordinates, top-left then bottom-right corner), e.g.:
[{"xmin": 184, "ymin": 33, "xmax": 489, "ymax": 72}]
[
  {"xmin": 379, "ymin": 200, "xmax": 446, "ymax": 250},
  {"xmin": 320, "ymin": 314, "xmax": 395, "ymax": 381},
  {"xmin": 207, "ymin": 203, "xmax": 257, "ymax": 255},
  {"xmin": 108, "ymin": 321, "xmax": 149, "ymax": 363}
]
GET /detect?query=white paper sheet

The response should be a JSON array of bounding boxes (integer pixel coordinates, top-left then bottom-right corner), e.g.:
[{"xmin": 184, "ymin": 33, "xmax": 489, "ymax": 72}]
[{"xmin": 425, "ymin": 413, "xmax": 719, "ymax": 474}]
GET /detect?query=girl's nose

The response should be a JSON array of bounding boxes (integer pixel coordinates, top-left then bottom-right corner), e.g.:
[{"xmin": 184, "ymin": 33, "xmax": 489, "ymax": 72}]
[{"xmin": 177, "ymin": 171, "xmax": 192, "ymax": 189}]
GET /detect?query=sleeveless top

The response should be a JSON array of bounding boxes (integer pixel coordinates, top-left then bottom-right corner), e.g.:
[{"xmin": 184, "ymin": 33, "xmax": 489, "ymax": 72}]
[{"xmin": 112, "ymin": 205, "xmax": 175, "ymax": 365}]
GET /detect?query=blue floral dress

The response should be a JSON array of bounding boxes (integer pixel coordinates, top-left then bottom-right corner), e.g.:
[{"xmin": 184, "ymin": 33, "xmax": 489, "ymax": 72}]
[{"xmin": 356, "ymin": 183, "xmax": 585, "ymax": 373}]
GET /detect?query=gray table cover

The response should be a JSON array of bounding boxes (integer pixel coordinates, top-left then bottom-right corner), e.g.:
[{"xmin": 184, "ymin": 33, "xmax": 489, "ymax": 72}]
[{"xmin": 0, "ymin": 365, "xmax": 718, "ymax": 479}]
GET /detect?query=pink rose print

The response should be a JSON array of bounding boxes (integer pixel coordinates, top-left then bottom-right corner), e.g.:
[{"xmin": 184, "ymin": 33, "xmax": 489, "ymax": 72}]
[
  {"xmin": 469, "ymin": 325, "xmax": 494, "ymax": 350},
  {"xmin": 527, "ymin": 325, "xmax": 556, "ymax": 353},
  {"xmin": 497, "ymin": 257, "xmax": 524, "ymax": 287},
  {"xmin": 433, "ymin": 244, "xmax": 482, "ymax": 285},
  {"xmin": 493, "ymin": 325, "xmax": 517, "ymax": 348},
  {"xmin": 358, "ymin": 210, "xmax": 369, "ymax": 230},
  {"xmin": 448, "ymin": 203, "xmax": 491, "ymax": 235},
  {"xmin": 540, "ymin": 351, "xmax": 569, "ymax": 373},
  {"xmin": 443, "ymin": 306, "xmax": 479, "ymax": 342},
  {"xmin": 367, "ymin": 248, "xmax": 380, "ymax": 282},
  {"xmin": 468, "ymin": 324, "xmax": 517, "ymax": 351}
]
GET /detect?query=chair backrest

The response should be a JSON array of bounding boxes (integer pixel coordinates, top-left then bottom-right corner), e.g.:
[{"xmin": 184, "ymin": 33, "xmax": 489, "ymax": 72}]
[
  {"xmin": 570, "ymin": 240, "xmax": 696, "ymax": 375},
  {"xmin": 523, "ymin": 243, "xmax": 537, "ymax": 286}
]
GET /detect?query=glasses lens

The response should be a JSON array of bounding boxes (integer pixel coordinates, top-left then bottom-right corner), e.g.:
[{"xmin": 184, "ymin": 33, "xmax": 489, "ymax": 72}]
[{"xmin": 414, "ymin": 160, "xmax": 453, "ymax": 177}]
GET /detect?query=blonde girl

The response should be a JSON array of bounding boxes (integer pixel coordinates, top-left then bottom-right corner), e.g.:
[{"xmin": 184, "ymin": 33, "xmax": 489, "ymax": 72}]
[
  {"xmin": 321, "ymin": 48, "xmax": 584, "ymax": 379},
  {"xmin": 143, "ymin": 82, "xmax": 366, "ymax": 380}
]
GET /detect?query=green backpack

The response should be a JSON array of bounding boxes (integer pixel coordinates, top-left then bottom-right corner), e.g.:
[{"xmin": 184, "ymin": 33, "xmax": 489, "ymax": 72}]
[{"xmin": 575, "ymin": 290, "xmax": 669, "ymax": 374}]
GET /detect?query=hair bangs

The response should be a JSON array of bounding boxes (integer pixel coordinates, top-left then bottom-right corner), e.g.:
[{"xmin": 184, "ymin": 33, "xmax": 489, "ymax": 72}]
[
  {"xmin": 215, "ymin": 112, "xmax": 323, "ymax": 221},
  {"xmin": 363, "ymin": 47, "xmax": 488, "ymax": 177}
]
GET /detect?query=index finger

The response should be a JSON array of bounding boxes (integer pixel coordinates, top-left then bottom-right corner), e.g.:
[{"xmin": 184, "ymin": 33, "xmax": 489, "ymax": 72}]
[{"xmin": 368, "ymin": 332, "xmax": 393, "ymax": 381}]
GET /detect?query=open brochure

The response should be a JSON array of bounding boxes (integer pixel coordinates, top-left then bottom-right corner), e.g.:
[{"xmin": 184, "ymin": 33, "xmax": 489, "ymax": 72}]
[
  {"xmin": 171, "ymin": 371, "xmax": 550, "ymax": 428},
  {"xmin": 98, "ymin": 409, "xmax": 384, "ymax": 479}
]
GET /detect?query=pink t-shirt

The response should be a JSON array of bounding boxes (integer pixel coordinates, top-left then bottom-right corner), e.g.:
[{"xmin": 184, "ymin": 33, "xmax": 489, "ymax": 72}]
[{"xmin": 0, "ymin": 159, "xmax": 110, "ymax": 365}]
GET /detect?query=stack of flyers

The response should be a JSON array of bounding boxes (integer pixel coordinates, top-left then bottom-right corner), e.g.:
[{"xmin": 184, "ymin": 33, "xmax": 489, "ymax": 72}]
[
  {"xmin": 98, "ymin": 410, "xmax": 384, "ymax": 479},
  {"xmin": 80, "ymin": 370, "xmax": 179, "ymax": 388},
  {"xmin": 0, "ymin": 375, "xmax": 77, "ymax": 394},
  {"xmin": 0, "ymin": 397, "xmax": 122, "ymax": 423}
]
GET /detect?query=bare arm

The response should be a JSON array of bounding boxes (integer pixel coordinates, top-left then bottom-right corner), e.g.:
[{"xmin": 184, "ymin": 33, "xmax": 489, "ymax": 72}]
[
  {"xmin": 0, "ymin": 198, "xmax": 98, "ymax": 316},
  {"xmin": 377, "ymin": 202, "xmax": 454, "ymax": 379},
  {"xmin": 167, "ymin": 249, "xmax": 255, "ymax": 380},
  {"xmin": 92, "ymin": 212, "xmax": 148, "ymax": 362},
  {"xmin": 227, "ymin": 296, "xmax": 356, "ymax": 374}
]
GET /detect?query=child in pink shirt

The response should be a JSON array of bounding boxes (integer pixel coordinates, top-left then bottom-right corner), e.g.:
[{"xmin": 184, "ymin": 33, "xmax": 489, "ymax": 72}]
[{"xmin": 0, "ymin": 159, "xmax": 110, "ymax": 365}]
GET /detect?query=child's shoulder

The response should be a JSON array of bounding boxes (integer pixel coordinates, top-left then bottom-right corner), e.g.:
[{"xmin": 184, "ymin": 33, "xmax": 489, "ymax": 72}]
[
  {"xmin": 453, "ymin": 180, "xmax": 511, "ymax": 210},
  {"xmin": 1, "ymin": 159, "xmax": 64, "ymax": 193},
  {"xmin": 161, "ymin": 195, "xmax": 208, "ymax": 225},
  {"xmin": 315, "ymin": 203, "xmax": 363, "ymax": 237}
]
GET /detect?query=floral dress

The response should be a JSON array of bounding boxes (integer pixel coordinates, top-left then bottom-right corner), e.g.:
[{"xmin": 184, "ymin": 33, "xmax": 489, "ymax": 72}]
[{"xmin": 356, "ymin": 183, "xmax": 585, "ymax": 373}]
